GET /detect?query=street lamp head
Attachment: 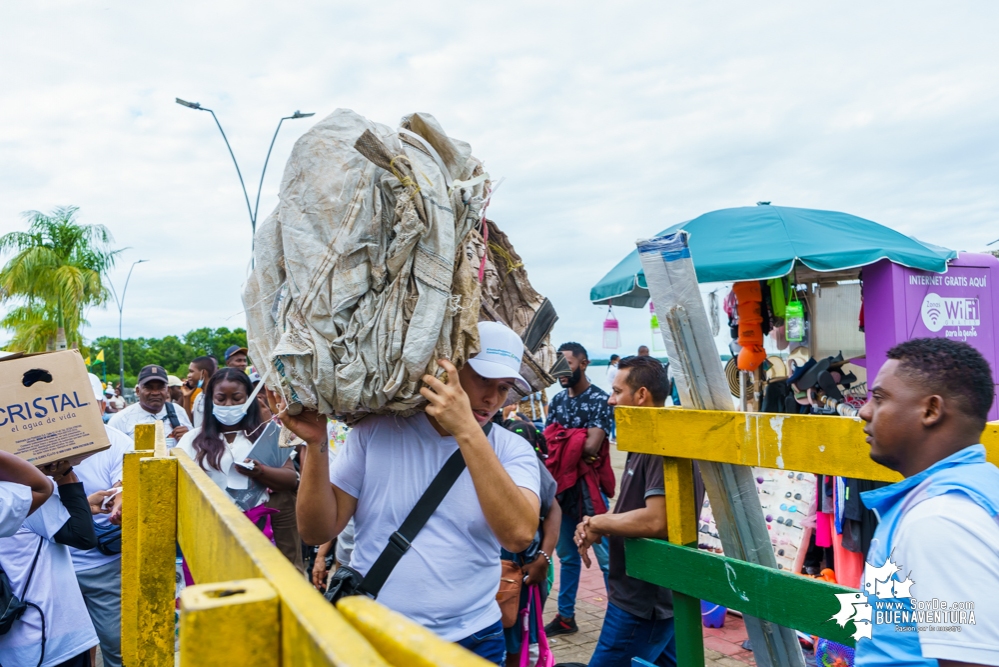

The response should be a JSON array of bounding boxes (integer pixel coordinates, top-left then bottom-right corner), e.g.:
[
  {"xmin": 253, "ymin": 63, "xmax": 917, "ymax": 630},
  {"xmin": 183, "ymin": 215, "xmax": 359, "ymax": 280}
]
[
  {"xmin": 176, "ymin": 98, "xmax": 203, "ymax": 110},
  {"xmin": 291, "ymin": 111, "xmax": 315, "ymax": 119}
]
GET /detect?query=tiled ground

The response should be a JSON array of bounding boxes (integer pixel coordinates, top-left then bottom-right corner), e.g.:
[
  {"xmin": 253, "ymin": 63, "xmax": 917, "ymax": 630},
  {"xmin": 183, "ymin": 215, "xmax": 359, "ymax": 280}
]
[
  {"xmin": 545, "ymin": 442, "xmax": 755, "ymax": 666},
  {"xmin": 546, "ymin": 547, "xmax": 755, "ymax": 666}
]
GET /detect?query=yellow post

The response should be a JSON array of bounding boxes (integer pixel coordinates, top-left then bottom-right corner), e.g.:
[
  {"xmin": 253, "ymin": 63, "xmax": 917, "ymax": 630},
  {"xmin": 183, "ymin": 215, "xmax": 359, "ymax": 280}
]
[
  {"xmin": 663, "ymin": 456, "xmax": 705, "ymax": 667},
  {"xmin": 120, "ymin": 449, "xmax": 151, "ymax": 665},
  {"xmin": 134, "ymin": 419, "xmax": 166, "ymax": 456},
  {"xmin": 663, "ymin": 457, "xmax": 698, "ymax": 547},
  {"xmin": 180, "ymin": 579, "xmax": 279, "ymax": 667},
  {"xmin": 136, "ymin": 456, "xmax": 178, "ymax": 665}
]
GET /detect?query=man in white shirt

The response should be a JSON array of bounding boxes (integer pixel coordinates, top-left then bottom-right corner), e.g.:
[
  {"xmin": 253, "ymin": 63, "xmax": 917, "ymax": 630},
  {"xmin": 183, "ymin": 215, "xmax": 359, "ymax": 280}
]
[
  {"xmin": 0, "ymin": 451, "xmax": 54, "ymax": 537},
  {"xmin": 856, "ymin": 338, "xmax": 999, "ymax": 667},
  {"xmin": 285, "ymin": 321, "xmax": 541, "ymax": 665},
  {"xmin": 70, "ymin": 374, "xmax": 132, "ymax": 667},
  {"xmin": 108, "ymin": 364, "xmax": 192, "ymax": 447},
  {"xmin": 0, "ymin": 463, "xmax": 100, "ymax": 667}
]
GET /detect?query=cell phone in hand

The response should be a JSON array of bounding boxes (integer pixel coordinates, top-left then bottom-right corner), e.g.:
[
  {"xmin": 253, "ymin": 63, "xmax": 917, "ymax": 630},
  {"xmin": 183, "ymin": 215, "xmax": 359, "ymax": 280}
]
[
  {"xmin": 235, "ymin": 460, "xmax": 256, "ymax": 471},
  {"xmin": 101, "ymin": 487, "xmax": 122, "ymax": 510}
]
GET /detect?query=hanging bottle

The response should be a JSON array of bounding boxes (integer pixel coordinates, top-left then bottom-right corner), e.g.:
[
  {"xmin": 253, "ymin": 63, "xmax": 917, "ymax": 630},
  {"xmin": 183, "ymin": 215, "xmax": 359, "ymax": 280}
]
[{"xmin": 602, "ymin": 305, "xmax": 621, "ymax": 349}]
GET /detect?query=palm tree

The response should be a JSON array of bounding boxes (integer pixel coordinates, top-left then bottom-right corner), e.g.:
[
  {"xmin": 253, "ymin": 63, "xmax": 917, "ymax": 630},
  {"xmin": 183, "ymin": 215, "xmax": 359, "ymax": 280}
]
[{"xmin": 0, "ymin": 206, "xmax": 121, "ymax": 351}]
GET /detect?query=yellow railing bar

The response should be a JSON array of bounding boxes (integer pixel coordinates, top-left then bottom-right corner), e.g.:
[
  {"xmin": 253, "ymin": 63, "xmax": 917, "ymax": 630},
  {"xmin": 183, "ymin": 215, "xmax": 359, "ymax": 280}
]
[
  {"xmin": 617, "ymin": 407, "xmax": 999, "ymax": 481},
  {"xmin": 336, "ymin": 597, "xmax": 495, "ymax": 667},
  {"xmin": 125, "ymin": 422, "xmax": 525, "ymax": 666},
  {"xmin": 173, "ymin": 448, "xmax": 389, "ymax": 666},
  {"xmin": 617, "ymin": 407, "xmax": 900, "ymax": 480},
  {"xmin": 618, "ymin": 407, "xmax": 999, "ymax": 481}
]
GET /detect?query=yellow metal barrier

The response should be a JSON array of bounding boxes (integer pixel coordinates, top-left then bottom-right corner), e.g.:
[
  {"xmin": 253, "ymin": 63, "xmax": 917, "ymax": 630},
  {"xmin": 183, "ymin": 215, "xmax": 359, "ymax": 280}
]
[
  {"xmin": 615, "ymin": 406, "xmax": 999, "ymax": 666},
  {"xmin": 122, "ymin": 422, "xmax": 493, "ymax": 666}
]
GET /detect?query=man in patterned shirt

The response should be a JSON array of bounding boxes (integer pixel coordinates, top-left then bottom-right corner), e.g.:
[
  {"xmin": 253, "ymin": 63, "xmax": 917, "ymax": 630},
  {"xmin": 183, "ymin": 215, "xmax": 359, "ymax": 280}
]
[{"xmin": 544, "ymin": 342, "xmax": 614, "ymax": 637}]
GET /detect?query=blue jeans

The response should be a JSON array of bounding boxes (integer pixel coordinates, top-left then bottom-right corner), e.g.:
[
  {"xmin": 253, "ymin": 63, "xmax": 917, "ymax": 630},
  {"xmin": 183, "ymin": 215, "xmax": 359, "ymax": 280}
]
[
  {"xmin": 556, "ymin": 509, "xmax": 609, "ymax": 618},
  {"xmin": 588, "ymin": 602, "xmax": 676, "ymax": 667},
  {"xmin": 456, "ymin": 619, "xmax": 506, "ymax": 665}
]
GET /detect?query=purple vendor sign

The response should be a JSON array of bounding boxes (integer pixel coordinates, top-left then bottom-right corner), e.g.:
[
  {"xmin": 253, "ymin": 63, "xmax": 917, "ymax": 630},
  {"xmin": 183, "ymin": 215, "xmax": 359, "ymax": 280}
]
[{"xmin": 865, "ymin": 253, "xmax": 999, "ymax": 421}]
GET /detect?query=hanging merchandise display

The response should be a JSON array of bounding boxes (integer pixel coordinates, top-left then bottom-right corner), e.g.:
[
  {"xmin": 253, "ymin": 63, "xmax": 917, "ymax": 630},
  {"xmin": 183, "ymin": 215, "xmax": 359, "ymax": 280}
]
[
  {"xmin": 723, "ymin": 288, "xmax": 738, "ymax": 339},
  {"xmin": 649, "ymin": 302, "xmax": 666, "ymax": 351},
  {"xmin": 769, "ymin": 277, "xmax": 788, "ymax": 321},
  {"xmin": 786, "ymin": 293, "xmax": 805, "ymax": 342},
  {"xmin": 708, "ymin": 290, "xmax": 721, "ymax": 337},
  {"xmin": 733, "ymin": 281, "xmax": 766, "ymax": 371},
  {"xmin": 602, "ymin": 305, "xmax": 621, "ymax": 349}
]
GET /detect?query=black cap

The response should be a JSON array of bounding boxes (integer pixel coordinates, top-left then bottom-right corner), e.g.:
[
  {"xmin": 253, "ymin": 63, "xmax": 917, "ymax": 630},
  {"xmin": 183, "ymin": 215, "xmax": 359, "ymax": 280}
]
[{"xmin": 137, "ymin": 364, "xmax": 169, "ymax": 387}]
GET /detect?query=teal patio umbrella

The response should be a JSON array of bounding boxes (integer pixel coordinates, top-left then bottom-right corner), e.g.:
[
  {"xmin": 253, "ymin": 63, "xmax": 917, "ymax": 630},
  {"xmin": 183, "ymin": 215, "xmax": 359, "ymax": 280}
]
[{"xmin": 590, "ymin": 204, "xmax": 956, "ymax": 307}]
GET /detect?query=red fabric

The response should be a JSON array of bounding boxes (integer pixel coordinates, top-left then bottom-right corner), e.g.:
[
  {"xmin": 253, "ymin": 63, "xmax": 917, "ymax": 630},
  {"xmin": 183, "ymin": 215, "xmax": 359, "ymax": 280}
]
[
  {"xmin": 830, "ymin": 512, "xmax": 863, "ymax": 589},
  {"xmin": 543, "ymin": 423, "xmax": 615, "ymax": 515}
]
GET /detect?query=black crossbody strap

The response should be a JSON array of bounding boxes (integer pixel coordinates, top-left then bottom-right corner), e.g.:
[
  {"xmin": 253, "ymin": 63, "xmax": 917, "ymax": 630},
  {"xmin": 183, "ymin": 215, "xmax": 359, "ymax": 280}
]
[
  {"xmin": 23, "ymin": 537, "xmax": 44, "ymax": 598},
  {"xmin": 164, "ymin": 402, "xmax": 181, "ymax": 429},
  {"xmin": 359, "ymin": 422, "xmax": 492, "ymax": 597}
]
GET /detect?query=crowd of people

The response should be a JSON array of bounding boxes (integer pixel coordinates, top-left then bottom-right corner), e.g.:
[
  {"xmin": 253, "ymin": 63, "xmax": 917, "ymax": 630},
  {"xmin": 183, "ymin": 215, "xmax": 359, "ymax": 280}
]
[{"xmin": 1, "ymin": 329, "xmax": 998, "ymax": 667}]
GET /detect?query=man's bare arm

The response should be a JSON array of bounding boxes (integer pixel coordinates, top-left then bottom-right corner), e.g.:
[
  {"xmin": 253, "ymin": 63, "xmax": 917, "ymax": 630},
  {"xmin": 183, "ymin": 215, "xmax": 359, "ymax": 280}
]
[
  {"xmin": 582, "ymin": 427, "xmax": 606, "ymax": 458},
  {"xmin": 0, "ymin": 451, "xmax": 53, "ymax": 513},
  {"xmin": 266, "ymin": 389, "xmax": 357, "ymax": 545},
  {"xmin": 421, "ymin": 360, "xmax": 540, "ymax": 553}
]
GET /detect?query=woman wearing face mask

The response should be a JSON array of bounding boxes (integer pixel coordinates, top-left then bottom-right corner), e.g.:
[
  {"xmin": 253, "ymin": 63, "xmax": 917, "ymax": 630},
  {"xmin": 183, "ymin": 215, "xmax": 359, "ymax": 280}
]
[{"xmin": 175, "ymin": 369, "xmax": 299, "ymax": 531}]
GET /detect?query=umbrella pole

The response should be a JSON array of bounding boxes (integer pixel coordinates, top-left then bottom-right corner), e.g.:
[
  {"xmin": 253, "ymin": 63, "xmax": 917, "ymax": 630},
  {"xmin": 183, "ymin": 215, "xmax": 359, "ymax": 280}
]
[
  {"xmin": 637, "ymin": 233, "xmax": 806, "ymax": 667},
  {"xmin": 739, "ymin": 371, "xmax": 748, "ymax": 412}
]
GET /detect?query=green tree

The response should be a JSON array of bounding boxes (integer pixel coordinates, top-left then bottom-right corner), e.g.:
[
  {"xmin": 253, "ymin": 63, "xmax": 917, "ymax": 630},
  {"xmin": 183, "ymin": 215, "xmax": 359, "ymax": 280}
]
[
  {"xmin": 0, "ymin": 206, "xmax": 121, "ymax": 351},
  {"xmin": 90, "ymin": 327, "xmax": 248, "ymax": 387},
  {"xmin": 183, "ymin": 327, "xmax": 248, "ymax": 359}
]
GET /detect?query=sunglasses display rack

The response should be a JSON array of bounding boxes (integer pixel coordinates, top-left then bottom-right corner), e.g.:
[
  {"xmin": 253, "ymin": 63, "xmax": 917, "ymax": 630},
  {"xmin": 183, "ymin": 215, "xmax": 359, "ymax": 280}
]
[{"xmin": 698, "ymin": 466, "xmax": 816, "ymax": 573}]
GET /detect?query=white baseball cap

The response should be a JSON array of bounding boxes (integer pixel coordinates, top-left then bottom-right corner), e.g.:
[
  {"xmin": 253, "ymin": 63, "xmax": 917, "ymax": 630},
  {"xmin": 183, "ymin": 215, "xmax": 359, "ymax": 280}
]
[
  {"xmin": 88, "ymin": 373, "xmax": 106, "ymax": 402},
  {"xmin": 467, "ymin": 321, "xmax": 529, "ymax": 391}
]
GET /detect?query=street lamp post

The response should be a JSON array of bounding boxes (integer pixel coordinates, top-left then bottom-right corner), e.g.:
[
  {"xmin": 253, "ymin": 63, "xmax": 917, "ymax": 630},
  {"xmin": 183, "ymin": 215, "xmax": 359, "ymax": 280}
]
[
  {"xmin": 175, "ymin": 99, "xmax": 314, "ymax": 237},
  {"xmin": 107, "ymin": 259, "xmax": 148, "ymax": 392}
]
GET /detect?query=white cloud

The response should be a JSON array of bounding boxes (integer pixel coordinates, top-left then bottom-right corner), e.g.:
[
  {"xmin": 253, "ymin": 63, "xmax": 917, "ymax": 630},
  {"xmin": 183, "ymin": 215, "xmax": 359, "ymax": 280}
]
[{"xmin": 1, "ymin": 1, "xmax": 997, "ymax": 359}]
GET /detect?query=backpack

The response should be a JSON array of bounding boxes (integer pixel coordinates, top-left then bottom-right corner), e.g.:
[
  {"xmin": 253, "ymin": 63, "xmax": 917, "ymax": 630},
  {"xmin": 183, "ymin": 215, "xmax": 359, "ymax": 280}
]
[{"xmin": 0, "ymin": 537, "xmax": 46, "ymax": 667}]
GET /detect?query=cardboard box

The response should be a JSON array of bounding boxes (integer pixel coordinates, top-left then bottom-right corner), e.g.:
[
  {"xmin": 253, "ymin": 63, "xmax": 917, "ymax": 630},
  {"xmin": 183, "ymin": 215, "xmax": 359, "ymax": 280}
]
[{"xmin": 0, "ymin": 349, "xmax": 110, "ymax": 466}]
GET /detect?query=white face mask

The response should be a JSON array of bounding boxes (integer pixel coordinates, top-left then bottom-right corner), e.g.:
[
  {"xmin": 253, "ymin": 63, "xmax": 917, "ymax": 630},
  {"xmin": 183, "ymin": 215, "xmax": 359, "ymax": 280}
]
[
  {"xmin": 212, "ymin": 369, "xmax": 270, "ymax": 428},
  {"xmin": 213, "ymin": 402, "xmax": 248, "ymax": 426}
]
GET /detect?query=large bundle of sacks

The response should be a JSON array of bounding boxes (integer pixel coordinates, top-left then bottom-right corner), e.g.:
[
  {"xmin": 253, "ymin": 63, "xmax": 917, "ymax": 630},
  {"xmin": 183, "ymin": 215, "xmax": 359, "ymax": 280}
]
[{"xmin": 244, "ymin": 109, "xmax": 557, "ymax": 418}]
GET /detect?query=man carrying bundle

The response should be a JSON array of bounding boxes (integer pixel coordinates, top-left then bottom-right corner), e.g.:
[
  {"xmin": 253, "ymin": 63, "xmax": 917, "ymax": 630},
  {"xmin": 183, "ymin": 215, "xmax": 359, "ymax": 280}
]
[{"xmin": 276, "ymin": 321, "xmax": 541, "ymax": 666}]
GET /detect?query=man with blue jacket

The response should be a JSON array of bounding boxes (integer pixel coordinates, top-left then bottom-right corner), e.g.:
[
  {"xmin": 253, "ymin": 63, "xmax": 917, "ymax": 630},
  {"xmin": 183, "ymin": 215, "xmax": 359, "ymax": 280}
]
[{"xmin": 855, "ymin": 338, "xmax": 999, "ymax": 667}]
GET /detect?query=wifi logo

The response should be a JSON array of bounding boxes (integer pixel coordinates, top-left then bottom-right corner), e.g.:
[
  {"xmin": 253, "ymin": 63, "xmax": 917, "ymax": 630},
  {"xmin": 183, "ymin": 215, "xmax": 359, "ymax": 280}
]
[{"xmin": 921, "ymin": 293, "xmax": 946, "ymax": 332}]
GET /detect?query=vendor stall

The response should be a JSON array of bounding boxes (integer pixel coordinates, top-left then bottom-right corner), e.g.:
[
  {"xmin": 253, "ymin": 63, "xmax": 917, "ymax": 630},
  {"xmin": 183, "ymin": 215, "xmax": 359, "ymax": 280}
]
[{"xmin": 589, "ymin": 203, "xmax": 990, "ymax": 591}]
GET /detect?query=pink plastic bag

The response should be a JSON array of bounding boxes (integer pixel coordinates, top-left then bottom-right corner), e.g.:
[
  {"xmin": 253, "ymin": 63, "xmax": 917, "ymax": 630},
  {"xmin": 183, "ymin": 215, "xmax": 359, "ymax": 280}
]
[
  {"xmin": 520, "ymin": 585, "xmax": 554, "ymax": 667},
  {"xmin": 244, "ymin": 505, "xmax": 279, "ymax": 544}
]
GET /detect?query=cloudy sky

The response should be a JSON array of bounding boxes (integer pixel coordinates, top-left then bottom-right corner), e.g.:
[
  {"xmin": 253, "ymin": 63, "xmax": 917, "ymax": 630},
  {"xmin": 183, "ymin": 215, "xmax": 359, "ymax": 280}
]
[{"xmin": 2, "ymin": 2, "xmax": 997, "ymax": 359}]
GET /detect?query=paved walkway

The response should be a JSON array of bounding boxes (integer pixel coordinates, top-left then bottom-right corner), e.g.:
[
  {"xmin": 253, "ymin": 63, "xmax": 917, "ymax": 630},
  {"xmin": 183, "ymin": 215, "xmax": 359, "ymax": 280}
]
[
  {"xmin": 546, "ymin": 546, "xmax": 755, "ymax": 666},
  {"xmin": 546, "ymin": 442, "xmax": 755, "ymax": 666}
]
